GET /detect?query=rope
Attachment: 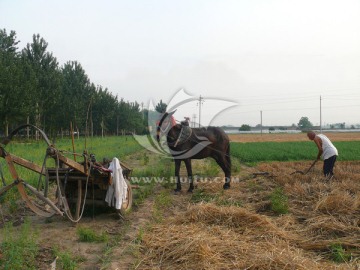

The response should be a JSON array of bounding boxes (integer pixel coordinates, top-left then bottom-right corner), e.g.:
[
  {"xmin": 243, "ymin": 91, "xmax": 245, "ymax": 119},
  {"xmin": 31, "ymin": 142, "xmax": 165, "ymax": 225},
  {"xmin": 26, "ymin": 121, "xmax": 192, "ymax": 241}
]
[
  {"xmin": 55, "ymin": 152, "xmax": 92, "ymax": 223},
  {"xmin": 37, "ymin": 153, "xmax": 49, "ymax": 196}
]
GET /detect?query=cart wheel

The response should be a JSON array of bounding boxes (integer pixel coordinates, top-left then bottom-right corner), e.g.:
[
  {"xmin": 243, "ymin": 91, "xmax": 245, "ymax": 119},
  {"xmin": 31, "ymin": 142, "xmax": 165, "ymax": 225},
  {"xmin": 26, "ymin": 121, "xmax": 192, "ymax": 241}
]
[
  {"xmin": 1, "ymin": 124, "xmax": 61, "ymax": 218},
  {"xmin": 119, "ymin": 179, "xmax": 132, "ymax": 216}
]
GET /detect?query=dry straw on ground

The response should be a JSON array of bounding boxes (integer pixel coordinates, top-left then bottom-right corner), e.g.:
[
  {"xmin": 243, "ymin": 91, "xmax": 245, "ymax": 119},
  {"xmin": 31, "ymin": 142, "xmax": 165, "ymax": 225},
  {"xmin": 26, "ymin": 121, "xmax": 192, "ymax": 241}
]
[{"xmin": 138, "ymin": 161, "xmax": 360, "ymax": 269}]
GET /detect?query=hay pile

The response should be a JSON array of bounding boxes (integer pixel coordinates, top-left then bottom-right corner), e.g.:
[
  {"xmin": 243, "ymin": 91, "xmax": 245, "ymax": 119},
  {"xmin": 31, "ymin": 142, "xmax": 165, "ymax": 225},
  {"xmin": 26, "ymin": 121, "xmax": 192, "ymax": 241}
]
[
  {"xmin": 140, "ymin": 204, "xmax": 339, "ymax": 269},
  {"xmin": 138, "ymin": 161, "xmax": 360, "ymax": 269}
]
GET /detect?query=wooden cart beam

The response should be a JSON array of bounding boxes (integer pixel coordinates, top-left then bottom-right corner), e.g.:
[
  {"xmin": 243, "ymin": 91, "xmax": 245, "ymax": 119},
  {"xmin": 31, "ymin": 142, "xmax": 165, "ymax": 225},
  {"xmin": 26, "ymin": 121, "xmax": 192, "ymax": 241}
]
[{"xmin": 46, "ymin": 147, "xmax": 89, "ymax": 176}]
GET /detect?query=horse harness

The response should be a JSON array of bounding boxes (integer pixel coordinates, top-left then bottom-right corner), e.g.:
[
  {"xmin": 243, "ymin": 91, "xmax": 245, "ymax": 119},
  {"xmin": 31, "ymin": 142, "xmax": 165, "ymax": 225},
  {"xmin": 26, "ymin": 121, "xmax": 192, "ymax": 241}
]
[{"xmin": 173, "ymin": 125, "xmax": 192, "ymax": 147}]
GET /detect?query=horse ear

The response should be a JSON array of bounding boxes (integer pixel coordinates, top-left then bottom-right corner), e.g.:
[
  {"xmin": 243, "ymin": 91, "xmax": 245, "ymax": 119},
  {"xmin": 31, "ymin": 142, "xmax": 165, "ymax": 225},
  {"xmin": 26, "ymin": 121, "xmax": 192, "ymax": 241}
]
[{"xmin": 168, "ymin": 110, "xmax": 177, "ymax": 117}]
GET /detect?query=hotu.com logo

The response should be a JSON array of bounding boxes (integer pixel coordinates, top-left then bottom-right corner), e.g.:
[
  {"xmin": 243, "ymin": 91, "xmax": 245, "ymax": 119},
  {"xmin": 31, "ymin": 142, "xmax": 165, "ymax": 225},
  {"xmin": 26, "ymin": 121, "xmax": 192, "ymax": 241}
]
[{"xmin": 133, "ymin": 89, "xmax": 237, "ymax": 159}]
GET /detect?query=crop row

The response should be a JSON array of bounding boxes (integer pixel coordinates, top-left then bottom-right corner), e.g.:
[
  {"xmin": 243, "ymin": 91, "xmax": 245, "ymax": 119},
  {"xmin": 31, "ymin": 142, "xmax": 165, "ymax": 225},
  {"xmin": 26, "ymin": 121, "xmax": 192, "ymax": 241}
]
[{"xmin": 230, "ymin": 141, "xmax": 360, "ymax": 163}]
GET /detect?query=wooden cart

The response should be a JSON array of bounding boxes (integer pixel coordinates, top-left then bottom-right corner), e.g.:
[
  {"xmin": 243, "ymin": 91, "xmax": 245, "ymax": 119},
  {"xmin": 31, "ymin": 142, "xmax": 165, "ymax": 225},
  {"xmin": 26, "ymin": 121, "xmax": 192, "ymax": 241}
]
[{"xmin": 0, "ymin": 124, "xmax": 133, "ymax": 222}]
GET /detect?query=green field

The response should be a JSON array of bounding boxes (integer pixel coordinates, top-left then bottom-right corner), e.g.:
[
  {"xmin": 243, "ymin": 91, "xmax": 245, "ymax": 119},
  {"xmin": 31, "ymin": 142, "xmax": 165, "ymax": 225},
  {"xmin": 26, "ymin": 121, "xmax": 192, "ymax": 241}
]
[
  {"xmin": 230, "ymin": 141, "xmax": 360, "ymax": 163},
  {"xmin": 2, "ymin": 137, "xmax": 358, "ymax": 182},
  {"xmin": 3, "ymin": 135, "xmax": 142, "ymax": 163}
]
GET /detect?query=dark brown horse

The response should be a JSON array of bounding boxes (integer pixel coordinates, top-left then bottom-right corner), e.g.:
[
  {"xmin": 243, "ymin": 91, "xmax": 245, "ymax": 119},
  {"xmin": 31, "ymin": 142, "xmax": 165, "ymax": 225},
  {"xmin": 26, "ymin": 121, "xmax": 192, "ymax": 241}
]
[{"xmin": 156, "ymin": 111, "xmax": 231, "ymax": 192}]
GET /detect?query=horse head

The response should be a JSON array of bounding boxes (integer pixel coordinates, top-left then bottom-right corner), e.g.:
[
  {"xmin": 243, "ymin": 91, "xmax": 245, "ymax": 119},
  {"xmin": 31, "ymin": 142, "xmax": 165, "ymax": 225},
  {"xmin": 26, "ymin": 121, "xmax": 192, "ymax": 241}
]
[{"xmin": 156, "ymin": 110, "xmax": 176, "ymax": 143}]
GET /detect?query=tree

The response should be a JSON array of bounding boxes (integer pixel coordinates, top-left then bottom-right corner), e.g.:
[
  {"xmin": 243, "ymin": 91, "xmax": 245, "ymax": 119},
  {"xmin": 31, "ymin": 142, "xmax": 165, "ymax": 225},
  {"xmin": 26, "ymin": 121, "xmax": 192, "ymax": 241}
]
[
  {"xmin": 60, "ymin": 61, "xmax": 94, "ymax": 133},
  {"xmin": 297, "ymin": 117, "xmax": 313, "ymax": 130},
  {"xmin": 22, "ymin": 34, "xmax": 62, "ymax": 135},
  {"xmin": 0, "ymin": 29, "xmax": 32, "ymax": 135},
  {"xmin": 92, "ymin": 86, "xmax": 118, "ymax": 136},
  {"xmin": 0, "ymin": 28, "xmax": 148, "ymax": 137},
  {"xmin": 155, "ymin": 99, "xmax": 167, "ymax": 113},
  {"xmin": 239, "ymin": 124, "xmax": 251, "ymax": 131}
]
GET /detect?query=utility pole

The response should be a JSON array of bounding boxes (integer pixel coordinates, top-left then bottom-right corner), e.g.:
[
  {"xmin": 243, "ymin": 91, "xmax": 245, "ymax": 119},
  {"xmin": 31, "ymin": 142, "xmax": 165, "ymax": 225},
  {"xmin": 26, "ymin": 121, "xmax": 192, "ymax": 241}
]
[
  {"xmin": 260, "ymin": 110, "xmax": 263, "ymax": 135},
  {"xmin": 198, "ymin": 95, "xmax": 204, "ymax": 128},
  {"xmin": 192, "ymin": 114, "xmax": 197, "ymax": 128},
  {"xmin": 320, "ymin": 95, "xmax": 322, "ymax": 133}
]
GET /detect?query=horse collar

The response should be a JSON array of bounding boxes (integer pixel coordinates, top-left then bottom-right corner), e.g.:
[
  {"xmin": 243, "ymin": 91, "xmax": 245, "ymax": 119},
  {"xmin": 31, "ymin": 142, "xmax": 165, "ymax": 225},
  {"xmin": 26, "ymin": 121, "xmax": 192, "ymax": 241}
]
[{"xmin": 174, "ymin": 126, "xmax": 192, "ymax": 147}]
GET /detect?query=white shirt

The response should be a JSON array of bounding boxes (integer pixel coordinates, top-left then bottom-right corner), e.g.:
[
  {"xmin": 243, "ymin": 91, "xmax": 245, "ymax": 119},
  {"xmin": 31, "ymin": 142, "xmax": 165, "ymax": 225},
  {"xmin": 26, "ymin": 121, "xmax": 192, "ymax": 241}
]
[{"xmin": 317, "ymin": 134, "xmax": 338, "ymax": 160}]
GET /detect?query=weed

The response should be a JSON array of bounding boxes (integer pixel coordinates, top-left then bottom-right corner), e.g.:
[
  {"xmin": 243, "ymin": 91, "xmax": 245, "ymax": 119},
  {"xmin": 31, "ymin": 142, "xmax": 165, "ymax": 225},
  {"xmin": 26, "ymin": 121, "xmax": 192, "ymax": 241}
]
[
  {"xmin": 152, "ymin": 190, "xmax": 172, "ymax": 222},
  {"xmin": 141, "ymin": 153, "xmax": 150, "ymax": 165},
  {"xmin": 77, "ymin": 226, "xmax": 108, "ymax": 242},
  {"xmin": 247, "ymin": 180, "xmax": 264, "ymax": 192},
  {"xmin": 132, "ymin": 181, "xmax": 156, "ymax": 207},
  {"xmin": 191, "ymin": 188, "xmax": 215, "ymax": 203},
  {"xmin": 135, "ymin": 227, "xmax": 144, "ymax": 244},
  {"xmin": 54, "ymin": 249, "xmax": 83, "ymax": 270},
  {"xmin": 270, "ymin": 187, "xmax": 289, "ymax": 214},
  {"xmin": 330, "ymin": 243, "xmax": 351, "ymax": 263},
  {"xmin": 231, "ymin": 157, "xmax": 241, "ymax": 173},
  {"xmin": 197, "ymin": 159, "xmax": 220, "ymax": 177},
  {"xmin": 154, "ymin": 190, "xmax": 172, "ymax": 208},
  {"xmin": 0, "ymin": 219, "xmax": 38, "ymax": 270}
]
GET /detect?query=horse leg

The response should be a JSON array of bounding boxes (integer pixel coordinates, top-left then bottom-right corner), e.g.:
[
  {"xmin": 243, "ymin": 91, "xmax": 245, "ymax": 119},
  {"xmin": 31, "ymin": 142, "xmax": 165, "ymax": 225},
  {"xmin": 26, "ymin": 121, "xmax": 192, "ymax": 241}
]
[
  {"xmin": 174, "ymin": 159, "xmax": 182, "ymax": 192},
  {"xmin": 213, "ymin": 153, "xmax": 231, "ymax": 190},
  {"xmin": 184, "ymin": 159, "xmax": 194, "ymax": 193}
]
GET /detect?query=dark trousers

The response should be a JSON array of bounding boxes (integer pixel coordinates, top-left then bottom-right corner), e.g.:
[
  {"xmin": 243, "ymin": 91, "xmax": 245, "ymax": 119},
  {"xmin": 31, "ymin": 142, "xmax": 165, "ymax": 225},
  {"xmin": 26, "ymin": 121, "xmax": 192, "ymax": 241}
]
[{"xmin": 323, "ymin": 155, "xmax": 337, "ymax": 177}]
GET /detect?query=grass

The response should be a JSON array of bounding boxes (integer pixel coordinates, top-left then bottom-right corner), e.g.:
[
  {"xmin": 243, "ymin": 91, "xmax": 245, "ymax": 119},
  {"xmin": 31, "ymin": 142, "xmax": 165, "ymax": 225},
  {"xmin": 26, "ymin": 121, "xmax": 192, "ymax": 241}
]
[
  {"xmin": 54, "ymin": 248, "xmax": 83, "ymax": 270},
  {"xmin": 230, "ymin": 141, "xmax": 360, "ymax": 163},
  {"xmin": 329, "ymin": 243, "xmax": 352, "ymax": 263},
  {"xmin": 77, "ymin": 226, "xmax": 108, "ymax": 243},
  {"xmin": 0, "ymin": 219, "xmax": 38, "ymax": 270},
  {"xmin": 0, "ymin": 219, "xmax": 83, "ymax": 270},
  {"xmin": 0, "ymin": 135, "xmax": 143, "ymax": 211},
  {"xmin": 270, "ymin": 187, "xmax": 289, "ymax": 215},
  {"xmin": 152, "ymin": 190, "xmax": 172, "ymax": 222}
]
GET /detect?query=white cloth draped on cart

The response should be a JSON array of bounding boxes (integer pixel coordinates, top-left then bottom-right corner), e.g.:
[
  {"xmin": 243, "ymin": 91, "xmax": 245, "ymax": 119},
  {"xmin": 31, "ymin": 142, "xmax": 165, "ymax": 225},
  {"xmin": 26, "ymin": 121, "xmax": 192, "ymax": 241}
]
[{"xmin": 105, "ymin": 157, "xmax": 128, "ymax": 210}]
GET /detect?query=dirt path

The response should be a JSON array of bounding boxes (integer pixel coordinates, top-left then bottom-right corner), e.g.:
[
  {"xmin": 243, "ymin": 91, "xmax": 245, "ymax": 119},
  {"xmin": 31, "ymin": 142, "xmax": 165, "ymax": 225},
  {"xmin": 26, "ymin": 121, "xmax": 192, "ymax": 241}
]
[
  {"xmin": 0, "ymin": 183, "xmax": 189, "ymax": 269},
  {"xmin": 106, "ymin": 187, "xmax": 192, "ymax": 269},
  {"xmin": 106, "ymin": 159, "xmax": 196, "ymax": 269}
]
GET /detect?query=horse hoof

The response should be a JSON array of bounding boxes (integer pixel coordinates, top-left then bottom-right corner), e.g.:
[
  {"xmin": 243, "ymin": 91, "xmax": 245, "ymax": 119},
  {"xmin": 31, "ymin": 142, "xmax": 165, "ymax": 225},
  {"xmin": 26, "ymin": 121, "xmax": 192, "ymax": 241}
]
[
  {"xmin": 187, "ymin": 189, "xmax": 193, "ymax": 193},
  {"xmin": 223, "ymin": 184, "xmax": 230, "ymax": 190},
  {"xmin": 174, "ymin": 189, "xmax": 181, "ymax": 195}
]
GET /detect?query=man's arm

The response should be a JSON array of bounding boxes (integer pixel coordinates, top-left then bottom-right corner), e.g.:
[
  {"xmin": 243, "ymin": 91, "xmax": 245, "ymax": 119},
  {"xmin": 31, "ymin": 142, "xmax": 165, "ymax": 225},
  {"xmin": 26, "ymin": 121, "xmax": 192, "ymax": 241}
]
[{"xmin": 313, "ymin": 136, "xmax": 323, "ymax": 160}]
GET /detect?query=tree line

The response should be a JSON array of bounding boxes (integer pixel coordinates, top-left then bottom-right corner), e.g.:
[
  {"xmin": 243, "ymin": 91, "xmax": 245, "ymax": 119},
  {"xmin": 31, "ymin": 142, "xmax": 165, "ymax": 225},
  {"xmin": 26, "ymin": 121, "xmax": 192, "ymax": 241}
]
[{"xmin": 0, "ymin": 29, "xmax": 149, "ymax": 138}]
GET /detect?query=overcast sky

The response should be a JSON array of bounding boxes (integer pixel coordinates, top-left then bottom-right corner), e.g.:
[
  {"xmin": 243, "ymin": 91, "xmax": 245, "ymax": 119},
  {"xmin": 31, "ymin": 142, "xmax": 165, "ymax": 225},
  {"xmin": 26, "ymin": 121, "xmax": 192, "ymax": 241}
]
[{"xmin": 1, "ymin": 0, "xmax": 360, "ymax": 127}]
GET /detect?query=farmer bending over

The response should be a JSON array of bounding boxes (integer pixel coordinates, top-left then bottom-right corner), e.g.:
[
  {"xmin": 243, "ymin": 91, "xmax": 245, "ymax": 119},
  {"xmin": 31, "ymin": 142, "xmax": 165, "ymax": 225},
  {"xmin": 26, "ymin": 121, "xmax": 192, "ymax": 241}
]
[{"xmin": 307, "ymin": 131, "xmax": 338, "ymax": 180}]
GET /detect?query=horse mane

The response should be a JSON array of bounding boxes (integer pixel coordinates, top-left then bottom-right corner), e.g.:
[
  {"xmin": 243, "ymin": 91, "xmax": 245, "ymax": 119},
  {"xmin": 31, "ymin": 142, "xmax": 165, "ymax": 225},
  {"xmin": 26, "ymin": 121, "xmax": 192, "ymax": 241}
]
[
  {"xmin": 156, "ymin": 112, "xmax": 172, "ymax": 142},
  {"xmin": 157, "ymin": 112, "xmax": 169, "ymax": 131}
]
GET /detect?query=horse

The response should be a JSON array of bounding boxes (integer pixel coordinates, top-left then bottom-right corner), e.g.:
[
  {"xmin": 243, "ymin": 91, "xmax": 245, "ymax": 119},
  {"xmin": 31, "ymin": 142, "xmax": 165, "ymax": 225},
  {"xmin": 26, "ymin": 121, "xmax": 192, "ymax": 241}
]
[{"xmin": 156, "ymin": 111, "xmax": 231, "ymax": 193}]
